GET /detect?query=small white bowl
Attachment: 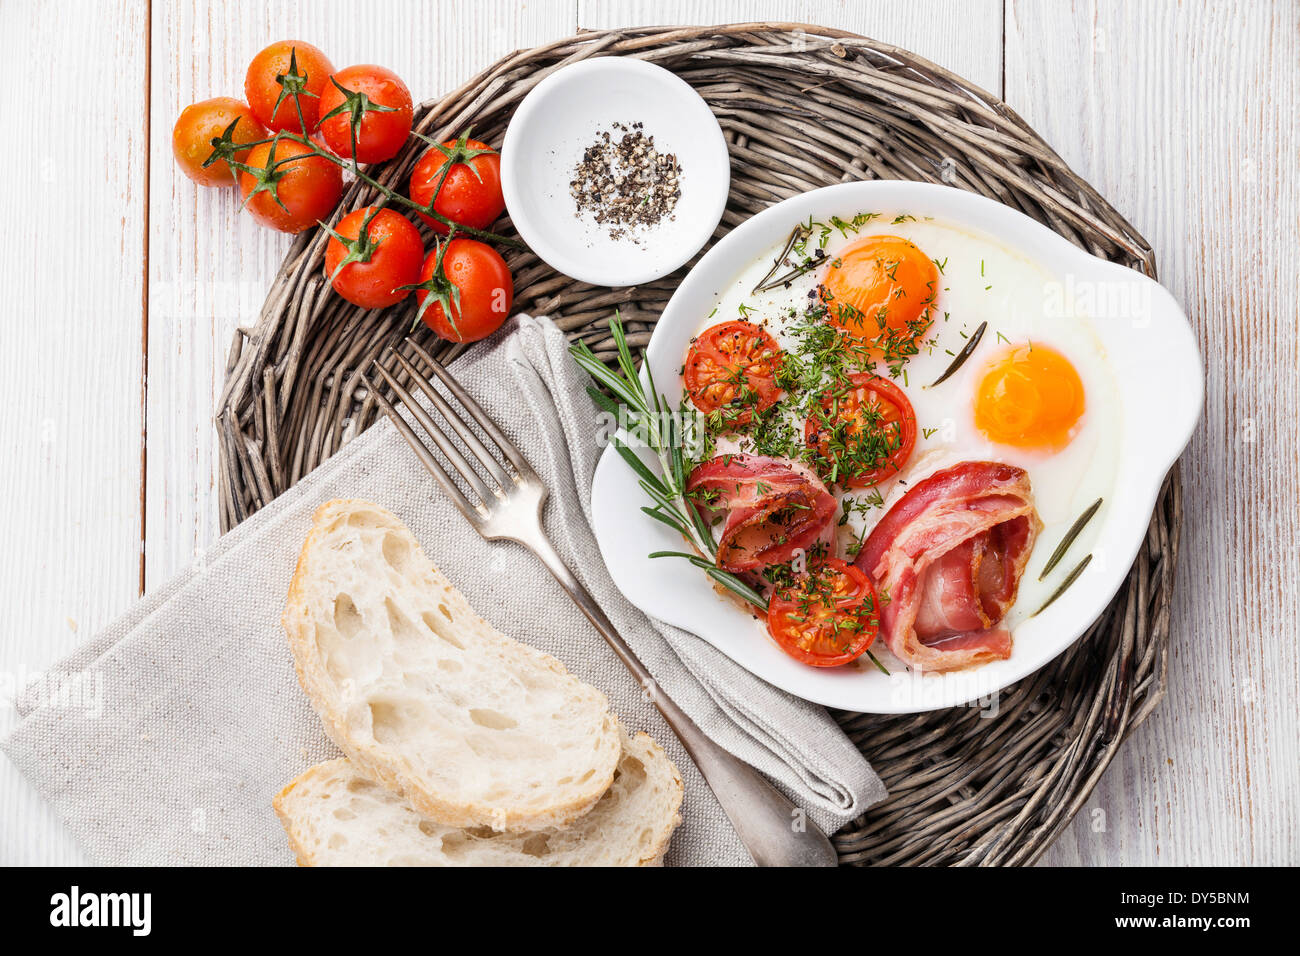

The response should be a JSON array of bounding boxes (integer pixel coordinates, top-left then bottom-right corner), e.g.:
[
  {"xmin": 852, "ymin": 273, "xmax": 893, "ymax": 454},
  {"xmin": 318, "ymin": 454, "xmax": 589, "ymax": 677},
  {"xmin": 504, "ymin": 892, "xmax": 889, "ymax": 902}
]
[{"xmin": 500, "ymin": 57, "xmax": 730, "ymax": 287}]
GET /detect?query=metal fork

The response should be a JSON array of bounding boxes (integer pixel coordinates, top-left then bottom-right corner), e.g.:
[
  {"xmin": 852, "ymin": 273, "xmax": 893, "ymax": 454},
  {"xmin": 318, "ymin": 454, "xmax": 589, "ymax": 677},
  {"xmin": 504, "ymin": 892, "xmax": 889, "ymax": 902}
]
[{"xmin": 363, "ymin": 340, "xmax": 839, "ymax": 867}]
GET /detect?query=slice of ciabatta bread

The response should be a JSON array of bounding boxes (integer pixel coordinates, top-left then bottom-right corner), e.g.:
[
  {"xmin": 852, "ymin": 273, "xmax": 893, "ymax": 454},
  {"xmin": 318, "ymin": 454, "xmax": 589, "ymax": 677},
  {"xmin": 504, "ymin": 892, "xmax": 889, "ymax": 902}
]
[
  {"xmin": 283, "ymin": 499, "xmax": 622, "ymax": 831},
  {"xmin": 274, "ymin": 728, "xmax": 684, "ymax": 866}
]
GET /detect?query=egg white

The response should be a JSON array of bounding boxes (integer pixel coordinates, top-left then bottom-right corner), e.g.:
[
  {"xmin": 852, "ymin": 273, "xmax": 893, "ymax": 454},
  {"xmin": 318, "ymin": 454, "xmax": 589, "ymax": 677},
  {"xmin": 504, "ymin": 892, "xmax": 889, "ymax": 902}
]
[{"xmin": 694, "ymin": 213, "xmax": 1123, "ymax": 646}]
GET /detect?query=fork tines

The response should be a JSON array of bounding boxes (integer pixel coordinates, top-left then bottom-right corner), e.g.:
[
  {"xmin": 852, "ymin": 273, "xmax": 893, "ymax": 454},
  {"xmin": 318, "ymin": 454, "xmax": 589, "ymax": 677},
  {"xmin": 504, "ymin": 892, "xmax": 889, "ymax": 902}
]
[{"xmin": 362, "ymin": 341, "xmax": 536, "ymax": 523}]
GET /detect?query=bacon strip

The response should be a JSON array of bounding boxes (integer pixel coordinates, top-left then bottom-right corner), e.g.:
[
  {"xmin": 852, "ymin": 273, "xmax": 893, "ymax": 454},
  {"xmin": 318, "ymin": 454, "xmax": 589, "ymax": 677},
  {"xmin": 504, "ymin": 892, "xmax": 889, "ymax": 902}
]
[
  {"xmin": 687, "ymin": 454, "xmax": 837, "ymax": 573},
  {"xmin": 855, "ymin": 461, "xmax": 1039, "ymax": 672}
]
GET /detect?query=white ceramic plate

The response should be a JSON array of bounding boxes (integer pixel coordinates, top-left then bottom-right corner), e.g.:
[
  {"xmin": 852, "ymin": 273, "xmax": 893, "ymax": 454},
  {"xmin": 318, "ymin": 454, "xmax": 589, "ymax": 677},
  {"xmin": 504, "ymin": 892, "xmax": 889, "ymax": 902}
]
[
  {"xmin": 500, "ymin": 57, "xmax": 730, "ymax": 287},
  {"xmin": 590, "ymin": 180, "xmax": 1202, "ymax": 713}
]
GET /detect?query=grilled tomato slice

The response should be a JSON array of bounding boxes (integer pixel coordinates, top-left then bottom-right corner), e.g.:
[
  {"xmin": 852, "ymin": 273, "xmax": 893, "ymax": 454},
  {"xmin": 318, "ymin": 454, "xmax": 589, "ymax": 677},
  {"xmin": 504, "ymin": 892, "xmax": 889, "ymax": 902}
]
[
  {"xmin": 683, "ymin": 320, "xmax": 783, "ymax": 428},
  {"xmin": 804, "ymin": 372, "xmax": 916, "ymax": 487},
  {"xmin": 767, "ymin": 558, "xmax": 880, "ymax": 667}
]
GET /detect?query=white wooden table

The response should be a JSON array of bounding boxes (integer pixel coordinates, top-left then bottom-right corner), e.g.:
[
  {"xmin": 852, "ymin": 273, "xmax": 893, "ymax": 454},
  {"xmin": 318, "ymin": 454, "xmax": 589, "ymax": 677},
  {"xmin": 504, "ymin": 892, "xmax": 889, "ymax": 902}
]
[{"xmin": 2, "ymin": 0, "xmax": 1295, "ymax": 866}]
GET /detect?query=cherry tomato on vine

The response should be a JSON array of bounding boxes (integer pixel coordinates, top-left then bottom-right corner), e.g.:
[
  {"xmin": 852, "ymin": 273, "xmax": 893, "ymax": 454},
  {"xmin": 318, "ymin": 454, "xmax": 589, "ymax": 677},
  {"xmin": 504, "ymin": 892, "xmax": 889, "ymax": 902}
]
[
  {"xmin": 323, "ymin": 207, "xmax": 425, "ymax": 309},
  {"xmin": 803, "ymin": 372, "xmax": 916, "ymax": 487},
  {"xmin": 415, "ymin": 239, "xmax": 513, "ymax": 343},
  {"xmin": 408, "ymin": 138, "xmax": 504, "ymax": 234},
  {"xmin": 766, "ymin": 558, "xmax": 879, "ymax": 667},
  {"xmin": 238, "ymin": 138, "xmax": 343, "ymax": 233},
  {"xmin": 172, "ymin": 97, "xmax": 267, "ymax": 187},
  {"xmin": 318, "ymin": 65, "xmax": 413, "ymax": 165},
  {"xmin": 683, "ymin": 321, "xmax": 784, "ymax": 427},
  {"xmin": 244, "ymin": 40, "xmax": 335, "ymax": 133}
]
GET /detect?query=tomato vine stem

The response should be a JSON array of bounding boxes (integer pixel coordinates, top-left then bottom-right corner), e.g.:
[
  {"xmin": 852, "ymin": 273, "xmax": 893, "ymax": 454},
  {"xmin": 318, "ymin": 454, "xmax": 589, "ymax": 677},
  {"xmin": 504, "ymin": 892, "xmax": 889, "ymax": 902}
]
[
  {"xmin": 203, "ymin": 126, "xmax": 523, "ymax": 248},
  {"xmin": 198, "ymin": 55, "xmax": 525, "ymax": 337}
]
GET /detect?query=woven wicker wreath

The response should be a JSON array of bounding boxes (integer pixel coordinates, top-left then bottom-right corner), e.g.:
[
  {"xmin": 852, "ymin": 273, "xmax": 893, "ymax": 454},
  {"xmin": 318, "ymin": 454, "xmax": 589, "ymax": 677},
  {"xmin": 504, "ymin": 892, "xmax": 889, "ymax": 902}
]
[{"xmin": 216, "ymin": 23, "xmax": 1182, "ymax": 866}]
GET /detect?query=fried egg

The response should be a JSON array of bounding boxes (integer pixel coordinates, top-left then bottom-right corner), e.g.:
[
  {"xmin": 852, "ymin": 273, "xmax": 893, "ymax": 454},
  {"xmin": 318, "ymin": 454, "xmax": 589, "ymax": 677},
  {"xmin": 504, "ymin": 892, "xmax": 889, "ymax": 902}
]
[
  {"xmin": 974, "ymin": 343, "xmax": 1085, "ymax": 451},
  {"xmin": 821, "ymin": 234, "xmax": 938, "ymax": 336}
]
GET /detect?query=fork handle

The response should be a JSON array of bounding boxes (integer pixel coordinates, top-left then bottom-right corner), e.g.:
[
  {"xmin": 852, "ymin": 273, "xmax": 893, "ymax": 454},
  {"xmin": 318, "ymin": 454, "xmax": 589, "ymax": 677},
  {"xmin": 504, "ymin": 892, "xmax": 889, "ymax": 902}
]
[{"xmin": 518, "ymin": 531, "xmax": 839, "ymax": 868}]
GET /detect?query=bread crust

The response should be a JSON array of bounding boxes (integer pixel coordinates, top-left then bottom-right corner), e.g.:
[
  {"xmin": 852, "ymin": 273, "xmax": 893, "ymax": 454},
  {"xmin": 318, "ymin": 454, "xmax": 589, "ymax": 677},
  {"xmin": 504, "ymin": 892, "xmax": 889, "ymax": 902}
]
[
  {"xmin": 282, "ymin": 499, "xmax": 620, "ymax": 832},
  {"xmin": 271, "ymin": 774, "xmax": 317, "ymax": 867},
  {"xmin": 274, "ymin": 730, "xmax": 685, "ymax": 867},
  {"xmin": 625, "ymin": 732, "xmax": 685, "ymax": 866}
]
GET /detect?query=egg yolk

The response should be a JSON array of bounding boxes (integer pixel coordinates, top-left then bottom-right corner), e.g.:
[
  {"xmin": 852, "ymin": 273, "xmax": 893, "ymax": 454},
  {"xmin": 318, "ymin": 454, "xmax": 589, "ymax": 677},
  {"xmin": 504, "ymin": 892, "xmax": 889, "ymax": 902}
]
[
  {"xmin": 821, "ymin": 235, "xmax": 938, "ymax": 338},
  {"xmin": 974, "ymin": 344, "xmax": 1085, "ymax": 450}
]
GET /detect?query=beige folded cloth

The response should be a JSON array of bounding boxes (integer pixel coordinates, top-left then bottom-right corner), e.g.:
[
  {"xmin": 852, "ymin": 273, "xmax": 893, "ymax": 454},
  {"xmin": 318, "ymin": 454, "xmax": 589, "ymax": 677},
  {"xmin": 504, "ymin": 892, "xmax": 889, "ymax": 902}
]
[{"xmin": 2, "ymin": 314, "xmax": 885, "ymax": 866}]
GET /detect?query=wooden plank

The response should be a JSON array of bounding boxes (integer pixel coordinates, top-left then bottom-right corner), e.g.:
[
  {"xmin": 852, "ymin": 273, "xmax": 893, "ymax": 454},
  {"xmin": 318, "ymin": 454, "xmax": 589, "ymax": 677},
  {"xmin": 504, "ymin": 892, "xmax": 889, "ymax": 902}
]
[
  {"xmin": 579, "ymin": 0, "xmax": 1005, "ymax": 93},
  {"xmin": 143, "ymin": 0, "xmax": 579, "ymax": 588},
  {"xmin": 1007, "ymin": 0, "xmax": 1299, "ymax": 866},
  {"xmin": 0, "ymin": 0, "xmax": 149, "ymax": 865}
]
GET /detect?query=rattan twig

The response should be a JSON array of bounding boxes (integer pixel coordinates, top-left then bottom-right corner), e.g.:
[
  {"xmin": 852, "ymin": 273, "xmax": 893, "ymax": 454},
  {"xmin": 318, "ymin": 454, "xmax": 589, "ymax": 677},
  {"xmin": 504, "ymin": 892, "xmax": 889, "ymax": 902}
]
[{"xmin": 215, "ymin": 23, "xmax": 1181, "ymax": 866}]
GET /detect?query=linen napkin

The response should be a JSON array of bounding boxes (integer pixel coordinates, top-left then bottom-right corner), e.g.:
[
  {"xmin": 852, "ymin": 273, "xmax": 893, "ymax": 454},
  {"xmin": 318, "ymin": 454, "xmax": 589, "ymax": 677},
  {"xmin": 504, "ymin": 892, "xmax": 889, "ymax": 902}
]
[{"xmin": 2, "ymin": 314, "xmax": 885, "ymax": 866}]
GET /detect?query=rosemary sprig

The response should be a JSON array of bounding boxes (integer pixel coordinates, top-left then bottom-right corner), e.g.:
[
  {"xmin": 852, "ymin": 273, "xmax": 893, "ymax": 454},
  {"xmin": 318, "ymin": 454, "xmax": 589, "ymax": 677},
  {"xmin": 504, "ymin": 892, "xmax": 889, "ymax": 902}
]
[
  {"xmin": 1039, "ymin": 498, "xmax": 1103, "ymax": 580},
  {"xmin": 1033, "ymin": 554, "xmax": 1092, "ymax": 616},
  {"xmin": 753, "ymin": 257, "xmax": 823, "ymax": 294},
  {"xmin": 751, "ymin": 223, "xmax": 811, "ymax": 293},
  {"xmin": 928, "ymin": 320, "xmax": 987, "ymax": 387},
  {"xmin": 569, "ymin": 314, "xmax": 764, "ymax": 610},
  {"xmin": 648, "ymin": 552, "xmax": 770, "ymax": 608}
]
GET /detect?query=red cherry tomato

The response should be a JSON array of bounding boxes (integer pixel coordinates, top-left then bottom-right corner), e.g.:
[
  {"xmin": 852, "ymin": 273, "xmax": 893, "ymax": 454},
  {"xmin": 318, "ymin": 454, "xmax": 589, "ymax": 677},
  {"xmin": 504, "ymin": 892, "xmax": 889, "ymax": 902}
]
[
  {"xmin": 416, "ymin": 239, "xmax": 514, "ymax": 343},
  {"xmin": 324, "ymin": 207, "xmax": 425, "ymax": 309},
  {"xmin": 683, "ymin": 321, "xmax": 784, "ymax": 428},
  {"xmin": 317, "ymin": 65, "xmax": 414, "ymax": 165},
  {"xmin": 172, "ymin": 97, "xmax": 267, "ymax": 187},
  {"xmin": 238, "ymin": 138, "xmax": 342, "ymax": 234},
  {"xmin": 408, "ymin": 139, "xmax": 504, "ymax": 234},
  {"xmin": 244, "ymin": 40, "xmax": 335, "ymax": 133},
  {"xmin": 804, "ymin": 372, "xmax": 916, "ymax": 487},
  {"xmin": 767, "ymin": 558, "xmax": 879, "ymax": 667}
]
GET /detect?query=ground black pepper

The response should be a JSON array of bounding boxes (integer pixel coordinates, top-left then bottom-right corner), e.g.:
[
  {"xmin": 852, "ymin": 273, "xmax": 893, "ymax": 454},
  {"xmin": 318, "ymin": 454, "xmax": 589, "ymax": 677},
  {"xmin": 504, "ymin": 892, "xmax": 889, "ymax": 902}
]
[{"xmin": 569, "ymin": 121, "xmax": 682, "ymax": 241}]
